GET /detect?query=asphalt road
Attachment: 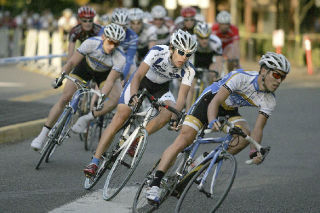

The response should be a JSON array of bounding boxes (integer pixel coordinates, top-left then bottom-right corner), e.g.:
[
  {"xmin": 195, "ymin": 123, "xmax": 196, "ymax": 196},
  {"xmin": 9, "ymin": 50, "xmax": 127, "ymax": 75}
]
[{"xmin": 0, "ymin": 65, "xmax": 320, "ymax": 213}]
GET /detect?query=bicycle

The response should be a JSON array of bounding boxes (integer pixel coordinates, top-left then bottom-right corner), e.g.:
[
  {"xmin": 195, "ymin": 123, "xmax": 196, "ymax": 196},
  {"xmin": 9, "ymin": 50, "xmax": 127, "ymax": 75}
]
[
  {"xmin": 35, "ymin": 75, "xmax": 103, "ymax": 170},
  {"xmin": 83, "ymin": 89, "xmax": 182, "ymax": 202},
  {"xmin": 85, "ymin": 110, "xmax": 115, "ymax": 153},
  {"xmin": 132, "ymin": 117, "xmax": 270, "ymax": 213}
]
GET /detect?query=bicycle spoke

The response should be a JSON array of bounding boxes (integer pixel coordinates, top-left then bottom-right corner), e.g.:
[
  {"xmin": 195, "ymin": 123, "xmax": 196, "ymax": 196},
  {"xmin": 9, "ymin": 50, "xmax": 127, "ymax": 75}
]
[{"xmin": 175, "ymin": 153, "xmax": 237, "ymax": 213}]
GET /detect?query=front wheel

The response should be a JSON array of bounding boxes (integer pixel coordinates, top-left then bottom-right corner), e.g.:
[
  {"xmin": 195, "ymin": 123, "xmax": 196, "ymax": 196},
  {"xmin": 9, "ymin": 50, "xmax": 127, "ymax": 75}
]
[
  {"xmin": 103, "ymin": 129, "xmax": 148, "ymax": 201},
  {"xmin": 35, "ymin": 138, "xmax": 55, "ymax": 170},
  {"xmin": 175, "ymin": 153, "xmax": 237, "ymax": 213}
]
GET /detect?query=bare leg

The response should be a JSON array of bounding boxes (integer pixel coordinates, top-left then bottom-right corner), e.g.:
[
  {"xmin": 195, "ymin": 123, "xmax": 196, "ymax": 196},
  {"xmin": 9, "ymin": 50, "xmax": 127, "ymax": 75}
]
[
  {"xmin": 93, "ymin": 104, "xmax": 131, "ymax": 159},
  {"xmin": 45, "ymin": 80, "xmax": 77, "ymax": 127},
  {"xmin": 157, "ymin": 125, "xmax": 197, "ymax": 172}
]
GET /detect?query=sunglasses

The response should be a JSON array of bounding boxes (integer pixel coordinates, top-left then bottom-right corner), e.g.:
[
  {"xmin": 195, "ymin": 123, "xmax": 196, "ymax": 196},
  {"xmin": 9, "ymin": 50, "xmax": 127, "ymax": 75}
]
[
  {"xmin": 198, "ymin": 35, "xmax": 210, "ymax": 40},
  {"xmin": 81, "ymin": 19, "xmax": 93, "ymax": 23},
  {"xmin": 184, "ymin": 17, "xmax": 194, "ymax": 22},
  {"xmin": 106, "ymin": 38, "xmax": 120, "ymax": 47},
  {"xmin": 271, "ymin": 71, "xmax": 286, "ymax": 81},
  {"xmin": 177, "ymin": 49, "xmax": 192, "ymax": 57}
]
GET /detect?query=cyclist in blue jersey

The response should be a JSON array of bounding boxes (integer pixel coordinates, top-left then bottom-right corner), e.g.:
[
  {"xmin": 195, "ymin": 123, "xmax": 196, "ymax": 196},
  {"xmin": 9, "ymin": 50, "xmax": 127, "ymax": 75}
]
[
  {"xmin": 145, "ymin": 52, "xmax": 291, "ymax": 204},
  {"xmin": 30, "ymin": 24, "xmax": 126, "ymax": 151},
  {"xmin": 71, "ymin": 9, "xmax": 139, "ymax": 133},
  {"xmin": 83, "ymin": 29, "xmax": 198, "ymax": 177}
]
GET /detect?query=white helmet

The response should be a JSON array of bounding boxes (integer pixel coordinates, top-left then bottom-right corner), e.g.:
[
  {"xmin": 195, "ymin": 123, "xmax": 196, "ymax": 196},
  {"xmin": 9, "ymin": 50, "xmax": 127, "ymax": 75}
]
[
  {"xmin": 170, "ymin": 29, "xmax": 197, "ymax": 54},
  {"xmin": 259, "ymin": 52, "xmax": 290, "ymax": 74},
  {"xmin": 128, "ymin": 8, "xmax": 144, "ymax": 21},
  {"xmin": 216, "ymin": 10, "xmax": 231, "ymax": 24},
  {"xmin": 194, "ymin": 22, "xmax": 211, "ymax": 38},
  {"xmin": 104, "ymin": 23, "xmax": 126, "ymax": 42},
  {"xmin": 151, "ymin": 5, "xmax": 166, "ymax": 19},
  {"xmin": 111, "ymin": 8, "xmax": 128, "ymax": 26}
]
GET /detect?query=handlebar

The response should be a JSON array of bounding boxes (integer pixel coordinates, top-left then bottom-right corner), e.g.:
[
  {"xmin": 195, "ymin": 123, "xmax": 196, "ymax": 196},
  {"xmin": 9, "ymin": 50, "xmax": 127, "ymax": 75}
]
[{"xmin": 204, "ymin": 116, "xmax": 270, "ymax": 165}]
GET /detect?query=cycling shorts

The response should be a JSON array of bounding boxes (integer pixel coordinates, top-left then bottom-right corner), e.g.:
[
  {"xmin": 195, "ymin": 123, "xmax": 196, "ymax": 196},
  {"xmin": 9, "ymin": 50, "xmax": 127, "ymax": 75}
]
[
  {"xmin": 183, "ymin": 89, "xmax": 243, "ymax": 131},
  {"xmin": 70, "ymin": 59, "xmax": 110, "ymax": 87}
]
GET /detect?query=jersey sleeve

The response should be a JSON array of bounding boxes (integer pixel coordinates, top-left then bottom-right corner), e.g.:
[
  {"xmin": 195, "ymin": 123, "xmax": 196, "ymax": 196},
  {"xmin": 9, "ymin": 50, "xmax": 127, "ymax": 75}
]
[
  {"xmin": 112, "ymin": 49, "xmax": 126, "ymax": 73},
  {"xmin": 147, "ymin": 26, "xmax": 157, "ymax": 42},
  {"xmin": 259, "ymin": 95, "xmax": 276, "ymax": 118},
  {"xmin": 224, "ymin": 72, "xmax": 243, "ymax": 92},
  {"xmin": 77, "ymin": 38, "xmax": 96, "ymax": 56},
  {"xmin": 143, "ymin": 46, "xmax": 162, "ymax": 66},
  {"xmin": 231, "ymin": 25, "xmax": 240, "ymax": 41},
  {"xmin": 181, "ymin": 62, "xmax": 195, "ymax": 86}
]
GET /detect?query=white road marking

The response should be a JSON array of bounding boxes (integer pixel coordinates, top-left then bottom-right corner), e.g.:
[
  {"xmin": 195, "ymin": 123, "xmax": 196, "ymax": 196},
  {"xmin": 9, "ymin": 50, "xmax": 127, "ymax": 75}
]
[{"xmin": 49, "ymin": 186, "xmax": 138, "ymax": 213}]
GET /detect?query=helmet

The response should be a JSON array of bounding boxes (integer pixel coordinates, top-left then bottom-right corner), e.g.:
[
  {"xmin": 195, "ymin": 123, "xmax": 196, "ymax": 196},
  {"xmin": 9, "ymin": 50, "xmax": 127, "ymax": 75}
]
[
  {"xmin": 216, "ymin": 10, "xmax": 231, "ymax": 24},
  {"xmin": 151, "ymin": 5, "xmax": 166, "ymax": 19},
  {"xmin": 111, "ymin": 8, "xmax": 128, "ymax": 26},
  {"xmin": 194, "ymin": 22, "xmax": 211, "ymax": 38},
  {"xmin": 128, "ymin": 8, "xmax": 144, "ymax": 21},
  {"xmin": 181, "ymin": 7, "xmax": 196, "ymax": 18},
  {"xmin": 100, "ymin": 14, "xmax": 110, "ymax": 25},
  {"xmin": 259, "ymin": 52, "xmax": 290, "ymax": 74},
  {"xmin": 170, "ymin": 29, "xmax": 197, "ymax": 53},
  {"xmin": 104, "ymin": 23, "xmax": 126, "ymax": 42},
  {"xmin": 78, "ymin": 6, "xmax": 96, "ymax": 19}
]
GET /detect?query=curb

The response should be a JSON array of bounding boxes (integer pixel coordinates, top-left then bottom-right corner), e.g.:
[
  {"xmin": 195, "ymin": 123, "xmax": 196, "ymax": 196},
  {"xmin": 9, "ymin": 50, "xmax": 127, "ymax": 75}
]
[{"xmin": 0, "ymin": 118, "xmax": 46, "ymax": 144}]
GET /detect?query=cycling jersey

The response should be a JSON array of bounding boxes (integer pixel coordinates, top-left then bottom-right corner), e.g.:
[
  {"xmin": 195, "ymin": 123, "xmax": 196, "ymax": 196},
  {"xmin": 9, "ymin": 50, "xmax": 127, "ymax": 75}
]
[
  {"xmin": 69, "ymin": 23, "xmax": 102, "ymax": 43},
  {"xmin": 98, "ymin": 27, "xmax": 138, "ymax": 78},
  {"xmin": 119, "ymin": 45, "xmax": 196, "ymax": 105},
  {"xmin": 211, "ymin": 24, "xmax": 239, "ymax": 49},
  {"xmin": 136, "ymin": 23, "xmax": 157, "ymax": 65},
  {"xmin": 184, "ymin": 70, "xmax": 275, "ymax": 131},
  {"xmin": 190, "ymin": 34, "xmax": 222, "ymax": 69},
  {"xmin": 152, "ymin": 23, "xmax": 172, "ymax": 45},
  {"xmin": 77, "ymin": 36, "xmax": 126, "ymax": 73}
]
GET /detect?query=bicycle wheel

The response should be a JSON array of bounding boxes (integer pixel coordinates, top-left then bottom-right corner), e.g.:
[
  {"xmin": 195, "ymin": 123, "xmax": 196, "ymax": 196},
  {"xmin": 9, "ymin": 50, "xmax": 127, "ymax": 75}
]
[
  {"xmin": 84, "ymin": 153, "xmax": 112, "ymax": 190},
  {"xmin": 103, "ymin": 129, "xmax": 148, "ymax": 201},
  {"xmin": 175, "ymin": 152, "xmax": 237, "ymax": 213},
  {"xmin": 35, "ymin": 138, "xmax": 55, "ymax": 170},
  {"xmin": 132, "ymin": 152, "xmax": 187, "ymax": 213},
  {"xmin": 85, "ymin": 120, "xmax": 101, "ymax": 152}
]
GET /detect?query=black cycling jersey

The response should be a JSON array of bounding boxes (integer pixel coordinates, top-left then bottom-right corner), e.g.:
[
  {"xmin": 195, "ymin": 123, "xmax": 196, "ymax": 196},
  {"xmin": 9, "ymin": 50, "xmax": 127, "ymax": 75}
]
[{"xmin": 69, "ymin": 23, "xmax": 102, "ymax": 43}]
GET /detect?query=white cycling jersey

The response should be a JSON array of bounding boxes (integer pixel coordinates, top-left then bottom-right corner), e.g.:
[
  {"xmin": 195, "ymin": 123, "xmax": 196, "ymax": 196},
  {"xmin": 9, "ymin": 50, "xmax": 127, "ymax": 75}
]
[
  {"xmin": 77, "ymin": 36, "xmax": 126, "ymax": 73},
  {"xmin": 137, "ymin": 23, "xmax": 157, "ymax": 49},
  {"xmin": 153, "ymin": 23, "xmax": 172, "ymax": 45},
  {"xmin": 207, "ymin": 70, "xmax": 276, "ymax": 117},
  {"xmin": 143, "ymin": 45, "xmax": 195, "ymax": 86}
]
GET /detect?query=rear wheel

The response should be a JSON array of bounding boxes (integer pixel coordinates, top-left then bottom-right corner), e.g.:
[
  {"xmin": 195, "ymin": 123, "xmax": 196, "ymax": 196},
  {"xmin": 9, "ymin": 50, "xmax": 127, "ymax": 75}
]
[
  {"xmin": 103, "ymin": 129, "xmax": 148, "ymax": 201},
  {"xmin": 175, "ymin": 153, "xmax": 237, "ymax": 213}
]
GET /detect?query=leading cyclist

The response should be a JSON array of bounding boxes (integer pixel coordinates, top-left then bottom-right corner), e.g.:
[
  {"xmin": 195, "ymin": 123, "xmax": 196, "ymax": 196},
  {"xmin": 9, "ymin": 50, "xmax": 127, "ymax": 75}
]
[
  {"xmin": 83, "ymin": 29, "xmax": 198, "ymax": 177},
  {"xmin": 145, "ymin": 52, "xmax": 290, "ymax": 204},
  {"xmin": 30, "ymin": 24, "xmax": 126, "ymax": 151}
]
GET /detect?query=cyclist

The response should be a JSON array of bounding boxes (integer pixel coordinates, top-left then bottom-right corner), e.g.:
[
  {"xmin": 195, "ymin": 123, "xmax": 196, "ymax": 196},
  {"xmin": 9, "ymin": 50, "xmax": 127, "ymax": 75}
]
[
  {"xmin": 128, "ymin": 8, "xmax": 157, "ymax": 66},
  {"xmin": 211, "ymin": 10, "xmax": 240, "ymax": 73},
  {"xmin": 83, "ymin": 29, "xmax": 198, "ymax": 177},
  {"xmin": 71, "ymin": 8, "xmax": 139, "ymax": 133},
  {"xmin": 145, "ymin": 52, "xmax": 290, "ymax": 203},
  {"xmin": 67, "ymin": 6, "xmax": 102, "ymax": 59},
  {"xmin": 174, "ymin": 7, "xmax": 198, "ymax": 35},
  {"xmin": 186, "ymin": 21, "xmax": 224, "ymax": 111},
  {"xmin": 150, "ymin": 5, "xmax": 174, "ymax": 45},
  {"xmin": 30, "ymin": 23, "xmax": 126, "ymax": 151}
]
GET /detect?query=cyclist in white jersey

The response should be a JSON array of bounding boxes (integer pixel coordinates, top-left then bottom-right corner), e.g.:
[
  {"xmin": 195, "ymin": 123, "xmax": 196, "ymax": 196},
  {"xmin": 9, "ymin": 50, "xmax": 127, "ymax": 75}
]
[
  {"xmin": 30, "ymin": 24, "xmax": 126, "ymax": 151},
  {"xmin": 186, "ymin": 22, "xmax": 224, "ymax": 111},
  {"xmin": 83, "ymin": 29, "xmax": 198, "ymax": 177},
  {"xmin": 128, "ymin": 8, "xmax": 157, "ymax": 66},
  {"xmin": 150, "ymin": 5, "xmax": 174, "ymax": 46},
  {"xmin": 146, "ymin": 52, "xmax": 291, "ymax": 203}
]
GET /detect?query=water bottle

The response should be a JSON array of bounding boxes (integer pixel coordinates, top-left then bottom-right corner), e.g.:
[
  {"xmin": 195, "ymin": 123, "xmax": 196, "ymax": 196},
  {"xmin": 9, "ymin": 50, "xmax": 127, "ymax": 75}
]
[{"xmin": 187, "ymin": 152, "xmax": 209, "ymax": 173}]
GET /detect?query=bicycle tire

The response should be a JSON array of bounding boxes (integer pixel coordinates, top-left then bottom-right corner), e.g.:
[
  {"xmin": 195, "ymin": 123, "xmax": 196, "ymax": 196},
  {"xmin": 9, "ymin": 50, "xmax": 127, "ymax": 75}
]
[
  {"xmin": 45, "ymin": 143, "xmax": 57, "ymax": 163},
  {"xmin": 132, "ymin": 152, "xmax": 188, "ymax": 213},
  {"xmin": 85, "ymin": 121, "xmax": 101, "ymax": 152},
  {"xmin": 175, "ymin": 153, "xmax": 237, "ymax": 213},
  {"xmin": 84, "ymin": 154, "xmax": 112, "ymax": 190},
  {"xmin": 103, "ymin": 129, "xmax": 148, "ymax": 201},
  {"xmin": 35, "ymin": 138, "xmax": 55, "ymax": 170}
]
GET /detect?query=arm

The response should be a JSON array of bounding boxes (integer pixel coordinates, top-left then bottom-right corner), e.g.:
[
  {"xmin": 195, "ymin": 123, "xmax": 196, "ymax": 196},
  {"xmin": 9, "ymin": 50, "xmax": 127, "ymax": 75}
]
[
  {"xmin": 175, "ymin": 84, "xmax": 191, "ymax": 112},
  {"xmin": 101, "ymin": 70, "xmax": 121, "ymax": 97},
  {"xmin": 207, "ymin": 86, "xmax": 230, "ymax": 129},
  {"xmin": 122, "ymin": 40, "xmax": 138, "ymax": 80},
  {"xmin": 67, "ymin": 41, "xmax": 76, "ymax": 60},
  {"xmin": 61, "ymin": 51, "xmax": 84, "ymax": 75},
  {"xmin": 130, "ymin": 62, "xmax": 150, "ymax": 97},
  {"xmin": 250, "ymin": 113, "xmax": 268, "ymax": 146}
]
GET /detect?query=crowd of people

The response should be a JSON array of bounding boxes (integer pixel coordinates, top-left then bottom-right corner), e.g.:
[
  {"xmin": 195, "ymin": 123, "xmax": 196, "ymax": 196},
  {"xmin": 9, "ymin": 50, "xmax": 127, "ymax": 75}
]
[{"xmin": 28, "ymin": 5, "xmax": 290, "ymax": 206}]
